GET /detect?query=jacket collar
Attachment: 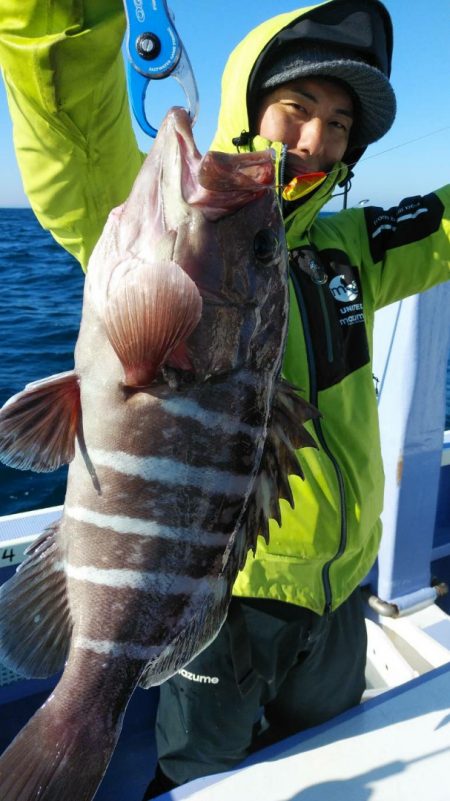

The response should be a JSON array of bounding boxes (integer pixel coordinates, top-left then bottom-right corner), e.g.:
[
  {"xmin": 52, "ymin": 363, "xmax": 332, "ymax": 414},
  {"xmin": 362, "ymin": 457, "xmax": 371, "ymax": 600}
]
[
  {"xmin": 250, "ymin": 136, "xmax": 349, "ymax": 240},
  {"xmin": 284, "ymin": 160, "xmax": 349, "ymax": 241}
]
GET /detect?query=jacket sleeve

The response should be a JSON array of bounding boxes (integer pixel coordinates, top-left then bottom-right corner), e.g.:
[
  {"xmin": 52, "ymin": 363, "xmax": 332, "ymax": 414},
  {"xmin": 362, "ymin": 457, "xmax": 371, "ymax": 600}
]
[
  {"xmin": 358, "ymin": 186, "xmax": 450, "ymax": 309},
  {"xmin": 0, "ymin": 1, "xmax": 145, "ymax": 270}
]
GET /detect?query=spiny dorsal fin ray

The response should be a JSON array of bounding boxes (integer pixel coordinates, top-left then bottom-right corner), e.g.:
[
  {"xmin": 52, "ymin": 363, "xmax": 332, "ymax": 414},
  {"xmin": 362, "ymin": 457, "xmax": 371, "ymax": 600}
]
[
  {"xmin": 103, "ymin": 256, "xmax": 202, "ymax": 386},
  {"xmin": 240, "ymin": 380, "xmax": 319, "ymax": 561},
  {"xmin": 0, "ymin": 522, "xmax": 72, "ymax": 678},
  {"xmin": 0, "ymin": 371, "xmax": 80, "ymax": 472},
  {"xmin": 271, "ymin": 380, "xmax": 320, "ymax": 449}
]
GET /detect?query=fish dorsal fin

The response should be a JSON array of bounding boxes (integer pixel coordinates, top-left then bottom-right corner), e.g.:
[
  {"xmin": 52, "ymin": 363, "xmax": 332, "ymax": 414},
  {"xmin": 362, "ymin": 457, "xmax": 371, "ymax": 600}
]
[
  {"xmin": 0, "ymin": 370, "xmax": 80, "ymax": 472},
  {"xmin": 103, "ymin": 256, "xmax": 202, "ymax": 387},
  {"xmin": 0, "ymin": 520, "xmax": 72, "ymax": 678},
  {"xmin": 242, "ymin": 381, "xmax": 319, "ymax": 557}
]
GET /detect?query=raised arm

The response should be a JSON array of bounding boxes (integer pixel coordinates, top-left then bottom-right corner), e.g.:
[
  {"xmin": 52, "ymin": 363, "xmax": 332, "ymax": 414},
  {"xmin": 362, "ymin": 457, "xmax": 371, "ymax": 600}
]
[{"xmin": 0, "ymin": 1, "xmax": 145, "ymax": 270}]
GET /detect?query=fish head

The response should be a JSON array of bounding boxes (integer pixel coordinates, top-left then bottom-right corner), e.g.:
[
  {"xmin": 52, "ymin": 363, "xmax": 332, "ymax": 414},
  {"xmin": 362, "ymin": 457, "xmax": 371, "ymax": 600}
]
[{"xmin": 84, "ymin": 107, "xmax": 288, "ymax": 388}]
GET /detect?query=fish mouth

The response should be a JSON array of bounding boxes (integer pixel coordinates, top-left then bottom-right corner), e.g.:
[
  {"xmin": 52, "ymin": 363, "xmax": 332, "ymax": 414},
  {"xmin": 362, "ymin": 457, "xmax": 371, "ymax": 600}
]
[{"xmin": 166, "ymin": 108, "xmax": 276, "ymax": 221}]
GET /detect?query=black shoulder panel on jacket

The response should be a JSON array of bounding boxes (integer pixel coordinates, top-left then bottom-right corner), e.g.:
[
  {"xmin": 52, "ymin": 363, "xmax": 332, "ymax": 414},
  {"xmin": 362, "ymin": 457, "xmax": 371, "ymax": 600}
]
[{"xmin": 364, "ymin": 193, "xmax": 444, "ymax": 264}]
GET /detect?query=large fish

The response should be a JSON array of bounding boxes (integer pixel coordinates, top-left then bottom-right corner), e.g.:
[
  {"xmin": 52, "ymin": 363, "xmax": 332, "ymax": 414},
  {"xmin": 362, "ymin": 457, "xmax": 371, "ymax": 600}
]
[{"xmin": 0, "ymin": 107, "xmax": 317, "ymax": 801}]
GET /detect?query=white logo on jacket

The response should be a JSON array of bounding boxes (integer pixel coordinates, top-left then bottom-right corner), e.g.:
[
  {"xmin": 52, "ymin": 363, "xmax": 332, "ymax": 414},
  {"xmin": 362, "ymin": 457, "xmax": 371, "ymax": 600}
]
[{"xmin": 329, "ymin": 275, "xmax": 359, "ymax": 303}]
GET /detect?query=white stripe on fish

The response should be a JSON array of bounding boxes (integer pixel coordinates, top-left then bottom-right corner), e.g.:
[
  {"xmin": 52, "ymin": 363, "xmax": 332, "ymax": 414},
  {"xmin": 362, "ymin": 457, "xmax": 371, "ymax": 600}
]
[
  {"xmin": 66, "ymin": 505, "xmax": 230, "ymax": 547},
  {"xmin": 161, "ymin": 393, "xmax": 260, "ymax": 436},
  {"xmin": 89, "ymin": 449, "xmax": 251, "ymax": 492},
  {"xmin": 74, "ymin": 635, "xmax": 173, "ymax": 661},
  {"xmin": 66, "ymin": 563, "xmax": 224, "ymax": 594}
]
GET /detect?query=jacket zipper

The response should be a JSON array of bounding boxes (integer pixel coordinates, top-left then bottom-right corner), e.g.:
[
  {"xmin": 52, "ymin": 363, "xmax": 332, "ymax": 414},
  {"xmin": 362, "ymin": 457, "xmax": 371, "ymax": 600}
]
[
  {"xmin": 278, "ymin": 144, "xmax": 288, "ymax": 208},
  {"xmin": 311, "ymin": 265, "xmax": 334, "ymax": 364},
  {"xmin": 289, "ymin": 255, "xmax": 348, "ymax": 614}
]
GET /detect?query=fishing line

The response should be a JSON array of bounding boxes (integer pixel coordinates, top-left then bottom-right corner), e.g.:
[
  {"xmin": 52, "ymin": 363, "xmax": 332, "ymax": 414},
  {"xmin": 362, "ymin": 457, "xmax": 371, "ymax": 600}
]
[
  {"xmin": 344, "ymin": 124, "xmax": 450, "ymax": 177},
  {"xmin": 356, "ymin": 125, "xmax": 450, "ymax": 165},
  {"xmin": 376, "ymin": 300, "xmax": 403, "ymax": 406},
  {"xmin": 278, "ymin": 124, "xmax": 450, "ymax": 192}
]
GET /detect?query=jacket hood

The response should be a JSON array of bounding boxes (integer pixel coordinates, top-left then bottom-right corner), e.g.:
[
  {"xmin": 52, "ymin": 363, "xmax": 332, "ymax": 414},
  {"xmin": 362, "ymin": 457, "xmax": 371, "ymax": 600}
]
[
  {"xmin": 210, "ymin": 0, "xmax": 394, "ymax": 170},
  {"xmin": 211, "ymin": 6, "xmax": 315, "ymax": 155}
]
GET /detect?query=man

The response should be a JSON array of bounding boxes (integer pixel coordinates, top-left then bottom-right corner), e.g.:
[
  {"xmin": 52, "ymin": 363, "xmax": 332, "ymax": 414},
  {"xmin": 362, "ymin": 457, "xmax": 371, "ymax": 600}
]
[{"xmin": 0, "ymin": 1, "xmax": 449, "ymax": 799}]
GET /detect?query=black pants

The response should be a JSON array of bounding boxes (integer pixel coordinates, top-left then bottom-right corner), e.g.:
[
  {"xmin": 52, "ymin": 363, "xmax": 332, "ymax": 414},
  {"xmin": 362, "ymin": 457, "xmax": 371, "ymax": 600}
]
[{"xmin": 148, "ymin": 589, "xmax": 367, "ymax": 792}]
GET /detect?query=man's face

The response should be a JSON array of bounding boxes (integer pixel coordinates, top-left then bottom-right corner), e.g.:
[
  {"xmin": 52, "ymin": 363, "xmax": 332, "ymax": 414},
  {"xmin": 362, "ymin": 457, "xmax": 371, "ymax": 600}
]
[{"xmin": 255, "ymin": 76, "xmax": 354, "ymax": 181}]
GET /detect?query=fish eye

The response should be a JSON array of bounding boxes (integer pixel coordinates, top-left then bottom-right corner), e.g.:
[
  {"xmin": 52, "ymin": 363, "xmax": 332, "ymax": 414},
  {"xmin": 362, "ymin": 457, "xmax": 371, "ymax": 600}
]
[{"xmin": 253, "ymin": 228, "xmax": 279, "ymax": 263}]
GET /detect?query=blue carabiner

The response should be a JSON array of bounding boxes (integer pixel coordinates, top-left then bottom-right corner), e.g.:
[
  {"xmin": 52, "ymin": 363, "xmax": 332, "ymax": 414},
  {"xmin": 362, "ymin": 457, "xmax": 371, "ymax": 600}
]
[{"xmin": 123, "ymin": 0, "xmax": 199, "ymax": 138}]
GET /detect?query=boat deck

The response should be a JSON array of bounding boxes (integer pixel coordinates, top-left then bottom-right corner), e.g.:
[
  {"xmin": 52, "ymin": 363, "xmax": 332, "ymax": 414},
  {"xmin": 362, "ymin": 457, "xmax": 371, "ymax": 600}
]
[{"xmin": 168, "ymin": 662, "xmax": 450, "ymax": 801}]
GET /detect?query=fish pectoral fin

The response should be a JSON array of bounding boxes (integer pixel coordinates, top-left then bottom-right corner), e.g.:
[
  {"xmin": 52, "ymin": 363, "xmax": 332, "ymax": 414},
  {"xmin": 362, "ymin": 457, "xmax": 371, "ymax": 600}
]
[
  {"xmin": 0, "ymin": 521, "xmax": 72, "ymax": 678},
  {"xmin": 243, "ymin": 381, "xmax": 320, "ymax": 555},
  {"xmin": 104, "ymin": 256, "xmax": 202, "ymax": 387},
  {"xmin": 0, "ymin": 370, "xmax": 80, "ymax": 472}
]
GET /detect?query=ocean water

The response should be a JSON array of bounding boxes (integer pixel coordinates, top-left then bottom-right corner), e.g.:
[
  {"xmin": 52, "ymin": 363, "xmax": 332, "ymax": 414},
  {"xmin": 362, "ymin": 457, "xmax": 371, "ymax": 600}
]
[
  {"xmin": 0, "ymin": 207, "xmax": 449, "ymax": 518},
  {"xmin": 0, "ymin": 209, "xmax": 83, "ymax": 516}
]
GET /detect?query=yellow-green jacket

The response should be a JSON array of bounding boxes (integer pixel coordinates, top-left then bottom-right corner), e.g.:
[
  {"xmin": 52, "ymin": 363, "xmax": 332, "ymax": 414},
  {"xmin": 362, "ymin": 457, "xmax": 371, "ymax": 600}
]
[{"xmin": 1, "ymin": 2, "xmax": 449, "ymax": 614}]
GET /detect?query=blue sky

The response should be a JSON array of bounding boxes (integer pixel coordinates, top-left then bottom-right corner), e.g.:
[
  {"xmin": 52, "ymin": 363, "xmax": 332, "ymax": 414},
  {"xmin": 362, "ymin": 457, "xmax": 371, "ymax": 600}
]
[{"xmin": 1, "ymin": 0, "xmax": 449, "ymax": 211}]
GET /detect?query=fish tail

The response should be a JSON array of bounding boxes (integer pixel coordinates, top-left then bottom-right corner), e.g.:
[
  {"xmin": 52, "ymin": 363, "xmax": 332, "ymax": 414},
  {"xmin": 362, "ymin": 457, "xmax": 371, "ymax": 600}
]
[{"xmin": 0, "ymin": 687, "xmax": 123, "ymax": 801}]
